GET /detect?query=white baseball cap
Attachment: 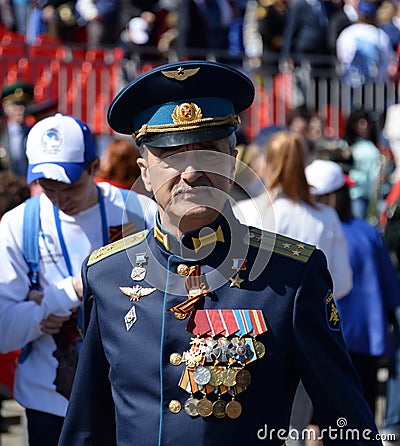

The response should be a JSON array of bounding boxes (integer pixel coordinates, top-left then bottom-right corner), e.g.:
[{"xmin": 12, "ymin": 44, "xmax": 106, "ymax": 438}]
[
  {"xmin": 26, "ymin": 113, "xmax": 96, "ymax": 184},
  {"xmin": 305, "ymin": 159, "xmax": 345, "ymax": 196}
]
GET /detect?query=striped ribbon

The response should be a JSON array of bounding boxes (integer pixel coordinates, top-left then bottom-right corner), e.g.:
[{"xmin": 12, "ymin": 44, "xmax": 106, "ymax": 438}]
[
  {"xmin": 178, "ymin": 367, "xmax": 199, "ymax": 394},
  {"xmin": 169, "ymin": 265, "xmax": 210, "ymax": 315}
]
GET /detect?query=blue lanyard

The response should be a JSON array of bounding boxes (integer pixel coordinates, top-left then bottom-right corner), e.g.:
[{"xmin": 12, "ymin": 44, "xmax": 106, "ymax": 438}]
[{"xmin": 53, "ymin": 186, "xmax": 108, "ymax": 277}]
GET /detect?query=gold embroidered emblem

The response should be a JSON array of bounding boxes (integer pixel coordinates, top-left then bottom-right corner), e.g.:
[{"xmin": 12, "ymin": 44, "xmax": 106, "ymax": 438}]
[
  {"xmin": 87, "ymin": 230, "xmax": 149, "ymax": 266},
  {"xmin": 172, "ymin": 102, "xmax": 202, "ymax": 124},
  {"xmin": 246, "ymin": 228, "xmax": 315, "ymax": 263},
  {"xmin": 324, "ymin": 291, "xmax": 340, "ymax": 331},
  {"xmin": 15, "ymin": 88, "xmax": 24, "ymax": 99},
  {"xmin": 161, "ymin": 67, "xmax": 200, "ymax": 81}
]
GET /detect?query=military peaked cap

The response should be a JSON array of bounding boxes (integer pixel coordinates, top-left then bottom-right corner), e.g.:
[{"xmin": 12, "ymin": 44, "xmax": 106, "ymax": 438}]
[
  {"xmin": 1, "ymin": 82, "xmax": 34, "ymax": 104},
  {"xmin": 107, "ymin": 60, "xmax": 255, "ymax": 147}
]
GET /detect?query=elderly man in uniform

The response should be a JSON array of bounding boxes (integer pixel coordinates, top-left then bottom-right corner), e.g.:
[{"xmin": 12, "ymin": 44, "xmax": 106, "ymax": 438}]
[
  {"xmin": 0, "ymin": 81, "xmax": 34, "ymax": 176},
  {"xmin": 59, "ymin": 61, "xmax": 380, "ymax": 446}
]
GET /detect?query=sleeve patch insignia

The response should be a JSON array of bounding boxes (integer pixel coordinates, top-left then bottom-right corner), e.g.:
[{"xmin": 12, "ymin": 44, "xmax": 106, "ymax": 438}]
[{"xmin": 324, "ymin": 291, "xmax": 340, "ymax": 331}]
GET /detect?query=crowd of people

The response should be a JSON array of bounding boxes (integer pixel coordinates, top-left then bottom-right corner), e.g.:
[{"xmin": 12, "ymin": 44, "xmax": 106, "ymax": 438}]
[
  {"xmin": 1, "ymin": 0, "xmax": 400, "ymax": 82},
  {"xmin": 0, "ymin": 1, "xmax": 400, "ymax": 446}
]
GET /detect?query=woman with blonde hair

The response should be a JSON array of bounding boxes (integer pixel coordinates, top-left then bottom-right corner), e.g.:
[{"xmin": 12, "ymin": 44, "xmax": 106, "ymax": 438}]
[{"xmin": 234, "ymin": 130, "xmax": 352, "ymax": 299}]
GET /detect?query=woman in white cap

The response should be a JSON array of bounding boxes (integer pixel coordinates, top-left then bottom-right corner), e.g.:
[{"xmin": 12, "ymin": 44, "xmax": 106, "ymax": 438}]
[{"xmin": 306, "ymin": 158, "xmax": 400, "ymax": 425}]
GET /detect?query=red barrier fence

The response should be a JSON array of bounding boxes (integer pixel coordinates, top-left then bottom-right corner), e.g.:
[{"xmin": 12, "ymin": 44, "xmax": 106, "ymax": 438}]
[{"xmin": 2, "ymin": 29, "xmax": 400, "ymax": 139}]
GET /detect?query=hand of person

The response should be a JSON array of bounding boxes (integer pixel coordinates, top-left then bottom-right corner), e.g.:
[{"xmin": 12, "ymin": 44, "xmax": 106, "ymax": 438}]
[
  {"xmin": 28, "ymin": 289, "xmax": 44, "ymax": 305},
  {"xmin": 40, "ymin": 314, "xmax": 70, "ymax": 335},
  {"xmin": 71, "ymin": 275, "xmax": 83, "ymax": 301}
]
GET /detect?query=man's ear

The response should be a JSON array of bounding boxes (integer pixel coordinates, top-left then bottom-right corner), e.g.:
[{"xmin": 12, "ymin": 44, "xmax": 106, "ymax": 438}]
[
  {"xmin": 137, "ymin": 157, "xmax": 153, "ymax": 193},
  {"xmin": 90, "ymin": 157, "xmax": 100, "ymax": 175},
  {"xmin": 230, "ymin": 148, "xmax": 238, "ymax": 184}
]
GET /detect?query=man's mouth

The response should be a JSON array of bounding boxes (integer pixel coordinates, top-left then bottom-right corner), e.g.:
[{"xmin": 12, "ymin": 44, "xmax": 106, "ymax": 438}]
[{"xmin": 171, "ymin": 185, "xmax": 209, "ymax": 199}]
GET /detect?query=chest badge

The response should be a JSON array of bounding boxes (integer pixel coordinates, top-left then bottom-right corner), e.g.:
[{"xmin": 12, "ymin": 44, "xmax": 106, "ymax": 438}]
[
  {"xmin": 124, "ymin": 306, "xmax": 137, "ymax": 331},
  {"xmin": 130, "ymin": 252, "xmax": 148, "ymax": 281},
  {"xmin": 229, "ymin": 258, "xmax": 247, "ymax": 288},
  {"xmin": 119, "ymin": 285, "xmax": 156, "ymax": 301}
]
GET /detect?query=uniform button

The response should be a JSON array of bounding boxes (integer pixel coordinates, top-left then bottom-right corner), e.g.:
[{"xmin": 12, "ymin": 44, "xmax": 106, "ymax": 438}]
[
  {"xmin": 169, "ymin": 399, "xmax": 182, "ymax": 414},
  {"xmin": 177, "ymin": 264, "xmax": 189, "ymax": 276},
  {"xmin": 169, "ymin": 352, "xmax": 182, "ymax": 366}
]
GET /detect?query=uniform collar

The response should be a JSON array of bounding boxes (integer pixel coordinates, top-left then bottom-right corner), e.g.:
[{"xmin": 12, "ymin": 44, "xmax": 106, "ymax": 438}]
[{"xmin": 153, "ymin": 202, "xmax": 236, "ymax": 259}]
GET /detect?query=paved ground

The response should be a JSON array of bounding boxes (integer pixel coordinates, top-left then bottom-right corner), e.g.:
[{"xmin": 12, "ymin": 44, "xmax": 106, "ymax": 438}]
[{"xmin": 0, "ymin": 399, "xmax": 26, "ymax": 446}]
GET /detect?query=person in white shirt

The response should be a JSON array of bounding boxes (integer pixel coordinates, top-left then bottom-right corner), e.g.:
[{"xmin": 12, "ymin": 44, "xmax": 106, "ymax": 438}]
[
  {"xmin": 0, "ymin": 113, "xmax": 156, "ymax": 446},
  {"xmin": 336, "ymin": 0, "xmax": 394, "ymax": 87},
  {"xmin": 233, "ymin": 130, "xmax": 352, "ymax": 300},
  {"xmin": 233, "ymin": 130, "xmax": 353, "ymax": 446}
]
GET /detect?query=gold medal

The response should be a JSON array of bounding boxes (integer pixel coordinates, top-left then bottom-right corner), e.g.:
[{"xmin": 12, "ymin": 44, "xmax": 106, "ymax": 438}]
[
  {"xmin": 212, "ymin": 398, "xmax": 227, "ymax": 419},
  {"xmin": 168, "ymin": 400, "xmax": 182, "ymax": 414},
  {"xmin": 184, "ymin": 396, "xmax": 200, "ymax": 417},
  {"xmin": 177, "ymin": 263, "xmax": 189, "ymax": 276},
  {"xmin": 225, "ymin": 399, "xmax": 242, "ymax": 419},
  {"xmin": 229, "ymin": 272, "xmax": 244, "ymax": 288},
  {"xmin": 169, "ymin": 352, "xmax": 182, "ymax": 366},
  {"xmin": 221, "ymin": 368, "xmax": 237, "ymax": 387},
  {"xmin": 196, "ymin": 397, "xmax": 213, "ymax": 417},
  {"xmin": 174, "ymin": 312, "xmax": 188, "ymax": 320},
  {"xmin": 254, "ymin": 340, "xmax": 266, "ymax": 359},
  {"xmin": 235, "ymin": 368, "xmax": 252, "ymax": 387},
  {"xmin": 209, "ymin": 367, "xmax": 223, "ymax": 386}
]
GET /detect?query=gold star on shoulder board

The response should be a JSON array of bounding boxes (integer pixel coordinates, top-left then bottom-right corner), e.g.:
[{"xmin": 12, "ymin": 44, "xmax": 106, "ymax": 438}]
[{"xmin": 230, "ymin": 273, "xmax": 244, "ymax": 288}]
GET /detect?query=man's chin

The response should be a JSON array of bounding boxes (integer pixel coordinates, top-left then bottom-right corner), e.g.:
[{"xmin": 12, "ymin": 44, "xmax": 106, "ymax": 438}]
[
  {"xmin": 168, "ymin": 200, "xmax": 218, "ymax": 215},
  {"xmin": 169, "ymin": 205, "xmax": 220, "ymax": 226}
]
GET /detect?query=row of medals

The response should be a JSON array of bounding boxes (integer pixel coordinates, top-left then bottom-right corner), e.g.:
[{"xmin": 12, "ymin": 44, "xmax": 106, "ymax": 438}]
[{"xmin": 171, "ymin": 335, "xmax": 266, "ymax": 419}]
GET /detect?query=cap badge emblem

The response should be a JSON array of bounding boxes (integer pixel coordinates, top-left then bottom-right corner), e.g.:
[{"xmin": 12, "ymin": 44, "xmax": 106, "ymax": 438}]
[
  {"xmin": 41, "ymin": 128, "xmax": 63, "ymax": 154},
  {"xmin": 15, "ymin": 88, "xmax": 23, "ymax": 99},
  {"xmin": 172, "ymin": 102, "xmax": 202, "ymax": 124},
  {"xmin": 161, "ymin": 67, "xmax": 200, "ymax": 81}
]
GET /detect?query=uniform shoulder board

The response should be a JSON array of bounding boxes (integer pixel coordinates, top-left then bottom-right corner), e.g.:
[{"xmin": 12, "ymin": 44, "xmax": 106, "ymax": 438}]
[
  {"xmin": 87, "ymin": 229, "xmax": 149, "ymax": 266},
  {"xmin": 246, "ymin": 227, "xmax": 315, "ymax": 263}
]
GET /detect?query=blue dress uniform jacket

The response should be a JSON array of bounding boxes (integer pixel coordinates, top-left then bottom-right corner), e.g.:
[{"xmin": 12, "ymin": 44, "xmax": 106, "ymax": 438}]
[{"xmin": 59, "ymin": 206, "xmax": 379, "ymax": 446}]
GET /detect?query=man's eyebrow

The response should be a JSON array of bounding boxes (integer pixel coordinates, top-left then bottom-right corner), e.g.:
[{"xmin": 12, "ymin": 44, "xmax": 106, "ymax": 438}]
[{"xmin": 197, "ymin": 142, "xmax": 220, "ymax": 150}]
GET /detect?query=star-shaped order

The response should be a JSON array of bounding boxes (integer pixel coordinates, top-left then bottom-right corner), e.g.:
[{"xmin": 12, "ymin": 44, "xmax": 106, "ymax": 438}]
[{"xmin": 230, "ymin": 273, "xmax": 244, "ymax": 288}]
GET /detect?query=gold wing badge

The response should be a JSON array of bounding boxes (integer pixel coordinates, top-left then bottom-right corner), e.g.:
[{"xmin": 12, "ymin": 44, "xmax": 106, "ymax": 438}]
[
  {"xmin": 161, "ymin": 67, "xmax": 200, "ymax": 81},
  {"xmin": 119, "ymin": 285, "xmax": 156, "ymax": 301}
]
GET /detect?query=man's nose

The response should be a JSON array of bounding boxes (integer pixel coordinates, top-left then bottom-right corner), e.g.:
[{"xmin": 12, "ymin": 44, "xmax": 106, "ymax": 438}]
[{"xmin": 181, "ymin": 164, "xmax": 202, "ymax": 182}]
